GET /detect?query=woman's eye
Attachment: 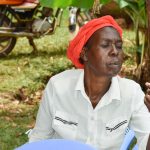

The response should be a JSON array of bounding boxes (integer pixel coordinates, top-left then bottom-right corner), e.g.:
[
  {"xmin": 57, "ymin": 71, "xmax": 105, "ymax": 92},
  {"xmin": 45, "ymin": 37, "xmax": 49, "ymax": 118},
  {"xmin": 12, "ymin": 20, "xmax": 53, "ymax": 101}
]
[
  {"xmin": 100, "ymin": 44, "xmax": 109, "ymax": 48},
  {"xmin": 116, "ymin": 44, "xmax": 122, "ymax": 50},
  {"xmin": 100, "ymin": 42, "xmax": 123, "ymax": 50}
]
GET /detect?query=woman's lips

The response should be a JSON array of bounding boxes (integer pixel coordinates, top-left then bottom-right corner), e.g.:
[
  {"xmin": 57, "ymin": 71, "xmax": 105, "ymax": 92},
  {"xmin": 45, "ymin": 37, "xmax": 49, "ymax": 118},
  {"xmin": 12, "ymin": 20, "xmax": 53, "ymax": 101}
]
[{"xmin": 107, "ymin": 62, "xmax": 121, "ymax": 67}]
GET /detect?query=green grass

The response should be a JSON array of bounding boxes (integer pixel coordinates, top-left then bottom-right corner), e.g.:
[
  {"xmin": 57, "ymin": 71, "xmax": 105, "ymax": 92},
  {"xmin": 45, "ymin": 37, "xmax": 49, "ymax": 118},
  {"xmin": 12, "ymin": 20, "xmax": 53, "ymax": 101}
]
[
  {"xmin": 0, "ymin": 102, "xmax": 38, "ymax": 150},
  {"xmin": 0, "ymin": 13, "xmax": 138, "ymax": 150},
  {"xmin": 0, "ymin": 29, "xmax": 72, "ymax": 93}
]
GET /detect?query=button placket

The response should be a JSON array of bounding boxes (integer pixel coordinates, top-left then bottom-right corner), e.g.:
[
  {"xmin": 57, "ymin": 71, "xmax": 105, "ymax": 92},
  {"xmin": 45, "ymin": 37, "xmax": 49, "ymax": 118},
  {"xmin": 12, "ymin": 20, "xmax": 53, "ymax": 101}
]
[{"xmin": 86, "ymin": 110, "xmax": 97, "ymax": 145}]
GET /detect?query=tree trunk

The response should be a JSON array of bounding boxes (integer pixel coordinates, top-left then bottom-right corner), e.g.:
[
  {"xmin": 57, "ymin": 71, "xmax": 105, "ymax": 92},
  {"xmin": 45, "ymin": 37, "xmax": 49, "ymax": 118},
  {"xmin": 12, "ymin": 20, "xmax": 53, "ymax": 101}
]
[
  {"xmin": 135, "ymin": 20, "xmax": 141, "ymax": 66},
  {"xmin": 138, "ymin": 0, "xmax": 150, "ymax": 91}
]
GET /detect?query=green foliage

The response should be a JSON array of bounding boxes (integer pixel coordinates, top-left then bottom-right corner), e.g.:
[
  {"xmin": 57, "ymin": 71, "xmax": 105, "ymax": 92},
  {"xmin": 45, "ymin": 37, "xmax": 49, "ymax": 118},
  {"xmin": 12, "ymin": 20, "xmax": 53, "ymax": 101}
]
[
  {"xmin": 114, "ymin": 0, "xmax": 128, "ymax": 8},
  {"xmin": 39, "ymin": 0, "xmax": 111, "ymax": 8},
  {"xmin": 114, "ymin": 0, "xmax": 147, "ymax": 67},
  {"xmin": 40, "ymin": 0, "xmax": 92, "ymax": 8},
  {"xmin": 115, "ymin": 0, "xmax": 146, "ymax": 28}
]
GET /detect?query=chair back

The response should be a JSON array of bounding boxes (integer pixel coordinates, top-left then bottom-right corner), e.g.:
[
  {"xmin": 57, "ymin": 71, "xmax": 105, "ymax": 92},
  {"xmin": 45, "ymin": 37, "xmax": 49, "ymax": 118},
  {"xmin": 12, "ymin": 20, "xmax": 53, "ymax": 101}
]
[
  {"xmin": 120, "ymin": 128, "xmax": 138, "ymax": 150},
  {"xmin": 15, "ymin": 139, "xmax": 96, "ymax": 150}
]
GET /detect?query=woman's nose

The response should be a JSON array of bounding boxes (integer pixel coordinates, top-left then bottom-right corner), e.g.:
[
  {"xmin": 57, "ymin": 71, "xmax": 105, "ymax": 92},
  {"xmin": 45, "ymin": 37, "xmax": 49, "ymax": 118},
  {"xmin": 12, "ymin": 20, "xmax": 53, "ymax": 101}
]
[{"xmin": 110, "ymin": 43, "xmax": 119, "ymax": 56}]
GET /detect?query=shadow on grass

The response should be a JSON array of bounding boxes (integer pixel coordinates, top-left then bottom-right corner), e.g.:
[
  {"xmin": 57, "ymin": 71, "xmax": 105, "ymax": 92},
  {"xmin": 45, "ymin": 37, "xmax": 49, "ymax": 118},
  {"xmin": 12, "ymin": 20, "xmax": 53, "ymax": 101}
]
[{"xmin": 0, "ymin": 48, "xmax": 67, "ymax": 60}]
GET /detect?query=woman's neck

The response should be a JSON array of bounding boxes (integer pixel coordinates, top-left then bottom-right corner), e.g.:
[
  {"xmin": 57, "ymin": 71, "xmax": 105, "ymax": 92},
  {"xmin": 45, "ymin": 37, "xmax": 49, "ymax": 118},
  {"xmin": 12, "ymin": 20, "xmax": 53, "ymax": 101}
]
[{"xmin": 84, "ymin": 69, "xmax": 111, "ymax": 108}]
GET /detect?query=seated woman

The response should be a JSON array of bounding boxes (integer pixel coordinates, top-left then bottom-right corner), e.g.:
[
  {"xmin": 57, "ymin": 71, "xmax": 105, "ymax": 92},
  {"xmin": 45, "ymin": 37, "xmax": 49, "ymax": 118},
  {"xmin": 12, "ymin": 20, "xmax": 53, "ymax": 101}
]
[{"xmin": 28, "ymin": 15, "xmax": 150, "ymax": 150}]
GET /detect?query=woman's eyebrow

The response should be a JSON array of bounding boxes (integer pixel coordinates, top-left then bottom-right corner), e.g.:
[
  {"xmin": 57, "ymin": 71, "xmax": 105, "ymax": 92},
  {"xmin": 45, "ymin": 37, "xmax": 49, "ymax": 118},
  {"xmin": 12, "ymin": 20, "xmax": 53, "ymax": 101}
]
[{"xmin": 100, "ymin": 38, "xmax": 123, "ymax": 43}]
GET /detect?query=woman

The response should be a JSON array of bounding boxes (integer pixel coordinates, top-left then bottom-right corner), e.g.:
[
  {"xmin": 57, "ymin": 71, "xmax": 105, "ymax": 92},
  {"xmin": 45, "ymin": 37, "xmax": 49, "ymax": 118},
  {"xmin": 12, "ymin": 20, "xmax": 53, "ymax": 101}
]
[{"xmin": 29, "ymin": 15, "xmax": 150, "ymax": 150}]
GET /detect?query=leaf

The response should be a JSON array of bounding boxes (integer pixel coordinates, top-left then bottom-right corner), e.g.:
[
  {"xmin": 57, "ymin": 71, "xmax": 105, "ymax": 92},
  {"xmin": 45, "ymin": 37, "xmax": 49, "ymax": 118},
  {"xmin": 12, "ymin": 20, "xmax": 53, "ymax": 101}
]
[
  {"xmin": 40, "ymin": 0, "xmax": 94, "ymax": 8},
  {"xmin": 114, "ymin": 0, "xmax": 129, "ymax": 8},
  {"xmin": 40, "ymin": 0, "xmax": 70, "ymax": 8},
  {"xmin": 39, "ymin": 0, "xmax": 111, "ymax": 9},
  {"xmin": 100, "ymin": 0, "xmax": 112, "ymax": 5}
]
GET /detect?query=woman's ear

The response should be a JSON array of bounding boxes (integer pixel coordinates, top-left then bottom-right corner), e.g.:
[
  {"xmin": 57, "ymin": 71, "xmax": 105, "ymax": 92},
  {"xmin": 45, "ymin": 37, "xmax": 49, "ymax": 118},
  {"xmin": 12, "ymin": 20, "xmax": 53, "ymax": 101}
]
[{"xmin": 80, "ymin": 47, "xmax": 88, "ymax": 61}]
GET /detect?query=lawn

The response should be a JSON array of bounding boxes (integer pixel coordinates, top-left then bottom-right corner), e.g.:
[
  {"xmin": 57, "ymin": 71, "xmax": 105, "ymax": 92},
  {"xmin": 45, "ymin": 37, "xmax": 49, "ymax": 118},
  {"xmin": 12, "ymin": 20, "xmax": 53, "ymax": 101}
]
[{"xmin": 0, "ymin": 11, "xmax": 138, "ymax": 150}]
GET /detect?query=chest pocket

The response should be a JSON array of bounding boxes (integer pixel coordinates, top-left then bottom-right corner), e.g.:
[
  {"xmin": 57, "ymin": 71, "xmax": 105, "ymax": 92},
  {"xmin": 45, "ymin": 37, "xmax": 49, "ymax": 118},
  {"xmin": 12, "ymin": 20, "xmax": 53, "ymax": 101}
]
[
  {"xmin": 52, "ymin": 111, "xmax": 78, "ymax": 139},
  {"xmin": 106, "ymin": 117, "xmax": 128, "ymax": 136}
]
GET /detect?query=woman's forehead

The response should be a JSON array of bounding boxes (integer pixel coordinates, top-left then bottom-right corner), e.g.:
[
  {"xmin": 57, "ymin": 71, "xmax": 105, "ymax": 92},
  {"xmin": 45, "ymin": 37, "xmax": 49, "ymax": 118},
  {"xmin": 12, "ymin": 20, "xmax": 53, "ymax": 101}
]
[
  {"xmin": 92, "ymin": 27, "xmax": 122, "ymax": 40},
  {"xmin": 85, "ymin": 26, "xmax": 122, "ymax": 47}
]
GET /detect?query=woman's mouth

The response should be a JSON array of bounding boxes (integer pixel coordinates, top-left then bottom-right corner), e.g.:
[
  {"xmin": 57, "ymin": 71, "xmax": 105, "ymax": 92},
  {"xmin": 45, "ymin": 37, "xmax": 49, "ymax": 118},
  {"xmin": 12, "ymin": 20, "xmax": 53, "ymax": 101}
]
[
  {"xmin": 107, "ymin": 62, "xmax": 121, "ymax": 68},
  {"xmin": 109, "ymin": 62, "xmax": 120, "ymax": 66}
]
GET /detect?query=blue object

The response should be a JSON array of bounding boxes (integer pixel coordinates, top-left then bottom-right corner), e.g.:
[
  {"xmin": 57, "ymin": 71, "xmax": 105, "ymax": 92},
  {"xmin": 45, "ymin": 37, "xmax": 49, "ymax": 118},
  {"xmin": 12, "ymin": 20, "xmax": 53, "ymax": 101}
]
[
  {"xmin": 132, "ymin": 145, "xmax": 138, "ymax": 150},
  {"xmin": 120, "ymin": 128, "xmax": 138, "ymax": 150},
  {"xmin": 15, "ymin": 139, "xmax": 96, "ymax": 150}
]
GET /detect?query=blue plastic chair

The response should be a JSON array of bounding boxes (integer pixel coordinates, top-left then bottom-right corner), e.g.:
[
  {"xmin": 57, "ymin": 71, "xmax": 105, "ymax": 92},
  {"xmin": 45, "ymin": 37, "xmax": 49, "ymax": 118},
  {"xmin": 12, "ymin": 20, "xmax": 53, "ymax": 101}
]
[
  {"xmin": 120, "ymin": 128, "xmax": 138, "ymax": 150},
  {"xmin": 15, "ymin": 139, "xmax": 96, "ymax": 150},
  {"xmin": 16, "ymin": 128, "xmax": 138, "ymax": 150}
]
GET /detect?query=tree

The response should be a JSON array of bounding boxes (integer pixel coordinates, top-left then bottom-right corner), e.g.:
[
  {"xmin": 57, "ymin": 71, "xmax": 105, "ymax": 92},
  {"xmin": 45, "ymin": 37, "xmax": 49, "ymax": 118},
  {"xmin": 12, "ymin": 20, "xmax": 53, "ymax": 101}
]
[
  {"xmin": 114, "ymin": 0, "xmax": 149, "ymax": 89},
  {"xmin": 138, "ymin": 0, "xmax": 150, "ymax": 90}
]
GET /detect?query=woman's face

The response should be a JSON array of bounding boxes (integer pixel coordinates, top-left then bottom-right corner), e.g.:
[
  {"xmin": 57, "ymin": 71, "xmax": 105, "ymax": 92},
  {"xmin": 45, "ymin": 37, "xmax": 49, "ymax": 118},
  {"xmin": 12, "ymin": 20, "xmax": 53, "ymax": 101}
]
[{"xmin": 84, "ymin": 27, "xmax": 123, "ymax": 77}]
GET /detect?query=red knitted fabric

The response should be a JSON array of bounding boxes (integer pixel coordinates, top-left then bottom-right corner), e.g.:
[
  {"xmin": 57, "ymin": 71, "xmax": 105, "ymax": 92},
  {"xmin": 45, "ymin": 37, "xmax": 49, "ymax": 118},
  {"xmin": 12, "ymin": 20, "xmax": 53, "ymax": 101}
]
[{"xmin": 67, "ymin": 15, "xmax": 122, "ymax": 68}]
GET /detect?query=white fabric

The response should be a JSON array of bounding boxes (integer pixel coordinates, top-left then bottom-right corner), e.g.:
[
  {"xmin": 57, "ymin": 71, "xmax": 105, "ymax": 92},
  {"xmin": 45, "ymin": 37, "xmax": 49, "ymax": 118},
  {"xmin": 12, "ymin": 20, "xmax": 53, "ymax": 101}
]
[{"xmin": 29, "ymin": 69, "xmax": 150, "ymax": 150}]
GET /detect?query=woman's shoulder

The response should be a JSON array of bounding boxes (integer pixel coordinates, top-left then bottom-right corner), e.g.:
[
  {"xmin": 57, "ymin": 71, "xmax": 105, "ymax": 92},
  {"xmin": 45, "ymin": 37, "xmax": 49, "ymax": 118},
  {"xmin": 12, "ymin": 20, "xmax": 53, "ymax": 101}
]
[
  {"xmin": 116, "ymin": 76, "xmax": 142, "ymax": 93},
  {"xmin": 48, "ymin": 69, "xmax": 83, "ymax": 84}
]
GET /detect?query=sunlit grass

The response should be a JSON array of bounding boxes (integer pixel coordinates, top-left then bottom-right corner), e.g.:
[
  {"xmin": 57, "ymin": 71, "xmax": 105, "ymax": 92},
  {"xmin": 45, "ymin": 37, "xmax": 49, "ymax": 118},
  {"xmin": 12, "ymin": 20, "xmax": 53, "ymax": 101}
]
[{"xmin": 0, "ymin": 14, "xmax": 72, "ymax": 93}]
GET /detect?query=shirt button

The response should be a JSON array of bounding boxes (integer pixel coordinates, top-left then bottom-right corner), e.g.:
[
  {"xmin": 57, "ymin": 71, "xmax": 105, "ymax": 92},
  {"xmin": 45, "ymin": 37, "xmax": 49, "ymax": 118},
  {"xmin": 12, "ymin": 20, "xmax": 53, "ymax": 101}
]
[{"xmin": 91, "ymin": 116, "xmax": 94, "ymax": 120}]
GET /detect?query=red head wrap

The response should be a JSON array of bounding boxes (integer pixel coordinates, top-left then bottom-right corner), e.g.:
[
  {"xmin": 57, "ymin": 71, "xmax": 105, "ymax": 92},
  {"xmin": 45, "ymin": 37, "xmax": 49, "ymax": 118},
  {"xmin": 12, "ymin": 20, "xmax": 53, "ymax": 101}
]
[{"xmin": 67, "ymin": 15, "xmax": 122, "ymax": 68}]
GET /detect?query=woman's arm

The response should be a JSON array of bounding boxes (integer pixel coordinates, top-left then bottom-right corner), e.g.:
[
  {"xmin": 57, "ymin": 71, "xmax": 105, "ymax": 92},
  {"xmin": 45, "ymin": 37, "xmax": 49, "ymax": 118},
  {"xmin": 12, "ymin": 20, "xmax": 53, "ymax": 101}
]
[
  {"xmin": 147, "ymin": 135, "xmax": 150, "ymax": 150},
  {"xmin": 145, "ymin": 82, "xmax": 150, "ymax": 150},
  {"xmin": 145, "ymin": 82, "xmax": 150, "ymax": 112},
  {"xmin": 28, "ymin": 80, "xmax": 55, "ymax": 142}
]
